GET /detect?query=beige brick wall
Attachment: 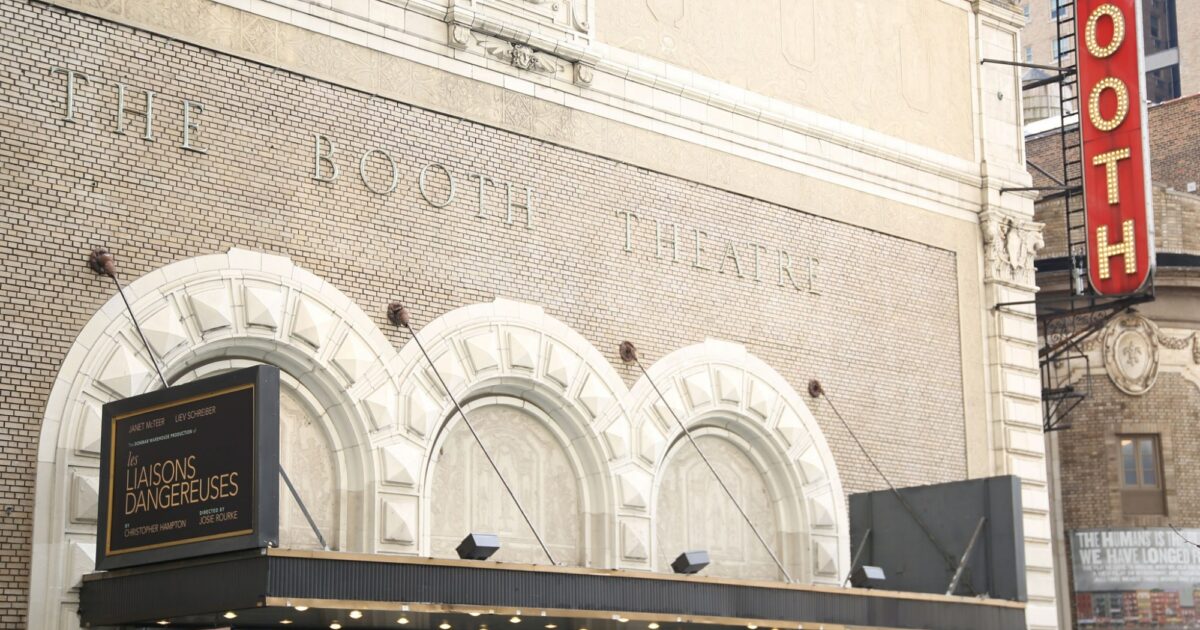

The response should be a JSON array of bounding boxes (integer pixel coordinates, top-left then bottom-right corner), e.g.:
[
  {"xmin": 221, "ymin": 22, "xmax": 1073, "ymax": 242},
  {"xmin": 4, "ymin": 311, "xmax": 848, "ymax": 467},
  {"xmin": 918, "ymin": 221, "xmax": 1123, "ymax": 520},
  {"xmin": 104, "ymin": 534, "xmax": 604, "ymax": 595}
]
[{"xmin": 0, "ymin": 1, "xmax": 975, "ymax": 626}]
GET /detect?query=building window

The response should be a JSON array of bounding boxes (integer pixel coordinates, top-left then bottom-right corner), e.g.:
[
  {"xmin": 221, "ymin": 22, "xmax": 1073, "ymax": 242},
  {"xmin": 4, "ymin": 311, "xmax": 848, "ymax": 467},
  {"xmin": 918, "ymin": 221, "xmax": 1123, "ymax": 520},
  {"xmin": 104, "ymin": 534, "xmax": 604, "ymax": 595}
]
[
  {"xmin": 1025, "ymin": 46, "xmax": 1034, "ymax": 63},
  {"xmin": 1050, "ymin": 0, "xmax": 1067, "ymax": 19},
  {"xmin": 1023, "ymin": 4, "xmax": 1032, "ymax": 22},
  {"xmin": 1119, "ymin": 435, "xmax": 1165, "ymax": 515}
]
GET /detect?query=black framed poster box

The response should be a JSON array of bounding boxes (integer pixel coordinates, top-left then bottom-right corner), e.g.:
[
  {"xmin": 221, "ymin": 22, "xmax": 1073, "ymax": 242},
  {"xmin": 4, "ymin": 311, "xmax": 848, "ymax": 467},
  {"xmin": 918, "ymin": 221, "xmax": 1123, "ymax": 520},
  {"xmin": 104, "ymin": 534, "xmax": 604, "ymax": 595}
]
[{"xmin": 96, "ymin": 365, "xmax": 280, "ymax": 570}]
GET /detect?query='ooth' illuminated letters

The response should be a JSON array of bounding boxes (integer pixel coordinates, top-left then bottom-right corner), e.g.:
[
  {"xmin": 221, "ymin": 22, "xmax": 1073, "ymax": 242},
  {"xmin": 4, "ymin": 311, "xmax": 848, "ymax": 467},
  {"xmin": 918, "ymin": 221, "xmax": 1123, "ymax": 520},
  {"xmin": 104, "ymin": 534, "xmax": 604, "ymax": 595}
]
[{"xmin": 1076, "ymin": 0, "xmax": 1155, "ymax": 294}]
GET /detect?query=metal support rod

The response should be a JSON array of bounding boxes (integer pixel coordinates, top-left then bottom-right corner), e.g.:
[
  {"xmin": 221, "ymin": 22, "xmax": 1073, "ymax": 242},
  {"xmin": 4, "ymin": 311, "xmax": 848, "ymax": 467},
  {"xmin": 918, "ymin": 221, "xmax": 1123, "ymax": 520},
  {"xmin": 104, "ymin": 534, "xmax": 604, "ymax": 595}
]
[
  {"xmin": 999, "ymin": 185, "xmax": 1073, "ymax": 194},
  {"xmin": 980, "ymin": 58, "xmax": 1076, "ymax": 73},
  {"xmin": 280, "ymin": 465, "xmax": 328, "ymax": 550},
  {"xmin": 843, "ymin": 527, "xmax": 872, "ymax": 587},
  {"xmin": 1026, "ymin": 160, "xmax": 1066, "ymax": 186},
  {"xmin": 392, "ymin": 304, "xmax": 557, "ymax": 566},
  {"xmin": 946, "ymin": 517, "xmax": 987, "ymax": 596},
  {"xmin": 89, "ymin": 249, "xmax": 169, "ymax": 390},
  {"xmin": 620, "ymin": 342, "xmax": 793, "ymax": 583}
]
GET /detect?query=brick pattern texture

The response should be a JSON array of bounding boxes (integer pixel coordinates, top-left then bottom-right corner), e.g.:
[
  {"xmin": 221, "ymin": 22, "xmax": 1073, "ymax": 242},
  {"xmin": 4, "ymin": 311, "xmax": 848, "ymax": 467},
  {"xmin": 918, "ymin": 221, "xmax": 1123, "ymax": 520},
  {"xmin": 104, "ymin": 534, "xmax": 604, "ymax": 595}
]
[
  {"xmin": 1026, "ymin": 92, "xmax": 1200, "ymax": 196},
  {"xmin": 0, "ymin": 1, "xmax": 970, "ymax": 626},
  {"xmin": 1029, "ymin": 93, "xmax": 1200, "ymax": 260}
]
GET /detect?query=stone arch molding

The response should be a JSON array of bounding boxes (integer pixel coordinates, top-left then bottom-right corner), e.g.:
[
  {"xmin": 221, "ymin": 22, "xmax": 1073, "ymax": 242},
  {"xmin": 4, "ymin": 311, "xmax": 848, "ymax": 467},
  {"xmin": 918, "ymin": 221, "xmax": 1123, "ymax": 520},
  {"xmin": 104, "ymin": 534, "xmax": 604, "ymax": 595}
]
[
  {"xmin": 30, "ymin": 250, "xmax": 850, "ymax": 629},
  {"xmin": 603, "ymin": 340, "xmax": 850, "ymax": 585},
  {"xmin": 30, "ymin": 248, "xmax": 391, "ymax": 630},
  {"xmin": 383, "ymin": 298, "xmax": 626, "ymax": 565}
]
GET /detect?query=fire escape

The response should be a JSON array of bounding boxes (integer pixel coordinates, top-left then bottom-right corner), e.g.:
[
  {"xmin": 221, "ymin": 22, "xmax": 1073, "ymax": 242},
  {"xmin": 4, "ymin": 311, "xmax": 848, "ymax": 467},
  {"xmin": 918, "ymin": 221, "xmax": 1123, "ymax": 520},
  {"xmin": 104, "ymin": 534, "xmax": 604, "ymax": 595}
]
[{"xmin": 985, "ymin": 0, "xmax": 1155, "ymax": 432}]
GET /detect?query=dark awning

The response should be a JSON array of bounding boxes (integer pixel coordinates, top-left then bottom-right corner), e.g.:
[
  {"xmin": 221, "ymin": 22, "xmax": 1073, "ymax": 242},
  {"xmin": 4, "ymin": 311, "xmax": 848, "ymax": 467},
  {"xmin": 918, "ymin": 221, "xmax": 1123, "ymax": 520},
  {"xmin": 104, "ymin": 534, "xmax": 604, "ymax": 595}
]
[{"xmin": 79, "ymin": 549, "xmax": 1024, "ymax": 630}]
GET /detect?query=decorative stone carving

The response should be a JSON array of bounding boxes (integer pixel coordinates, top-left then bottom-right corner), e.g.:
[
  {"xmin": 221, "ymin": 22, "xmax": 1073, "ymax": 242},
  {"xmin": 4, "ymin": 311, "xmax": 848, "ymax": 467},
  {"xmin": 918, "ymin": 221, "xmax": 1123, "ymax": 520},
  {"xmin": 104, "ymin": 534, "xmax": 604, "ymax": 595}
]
[
  {"xmin": 244, "ymin": 285, "xmax": 283, "ymax": 329},
  {"xmin": 139, "ymin": 305, "xmax": 188, "ymax": 357},
  {"xmin": 333, "ymin": 332, "xmax": 373, "ymax": 383},
  {"xmin": 70, "ymin": 471, "xmax": 99, "ymax": 524},
  {"xmin": 449, "ymin": 24, "xmax": 471, "ymax": 49},
  {"xmin": 638, "ymin": 419, "xmax": 665, "ymax": 464},
  {"xmin": 812, "ymin": 537, "xmax": 839, "ymax": 577},
  {"xmin": 98, "ymin": 344, "xmax": 155, "ymax": 397},
  {"xmin": 364, "ymin": 382, "xmax": 399, "ymax": 431},
  {"xmin": 1154, "ymin": 327, "xmax": 1200, "ymax": 364},
  {"xmin": 775, "ymin": 407, "xmax": 805, "ymax": 447},
  {"xmin": 620, "ymin": 521, "xmax": 648, "ymax": 560},
  {"xmin": 603, "ymin": 417, "xmax": 631, "ymax": 460},
  {"xmin": 1103, "ymin": 314, "xmax": 1159, "ymax": 395},
  {"xmin": 382, "ymin": 497, "xmax": 415, "ymax": 544},
  {"xmin": 476, "ymin": 33, "xmax": 564, "ymax": 77},
  {"xmin": 291, "ymin": 297, "xmax": 333, "ymax": 348},
  {"xmin": 574, "ymin": 63, "xmax": 594, "ymax": 86},
  {"xmin": 189, "ymin": 286, "xmax": 232, "ymax": 332},
  {"xmin": 75, "ymin": 403, "xmax": 102, "ymax": 456},
  {"xmin": 571, "ymin": 0, "xmax": 590, "ymax": 32},
  {"xmin": 380, "ymin": 442, "xmax": 418, "ymax": 487},
  {"xmin": 981, "ymin": 212, "xmax": 1045, "ymax": 286},
  {"xmin": 577, "ymin": 372, "xmax": 614, "ymax": 418},
  {"xmin": 544, "ymin": 341, "xmax": 579, "ymax": 387},
  {"xmin": 682, "ymin": 371, "xmax": 712, "ymax": 409},
  {"xmin": 65, "ymin": 541, "xmax": 95, "ymax": 590}
]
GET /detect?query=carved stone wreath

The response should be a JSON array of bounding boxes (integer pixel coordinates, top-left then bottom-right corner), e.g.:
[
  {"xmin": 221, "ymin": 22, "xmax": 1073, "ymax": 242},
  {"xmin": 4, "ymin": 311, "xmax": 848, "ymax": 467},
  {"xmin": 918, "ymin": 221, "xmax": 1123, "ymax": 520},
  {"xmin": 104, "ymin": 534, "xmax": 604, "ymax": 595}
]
[{"xmin": 1103, "ymin": 314, "xmax": 1160, "ymax": 395}]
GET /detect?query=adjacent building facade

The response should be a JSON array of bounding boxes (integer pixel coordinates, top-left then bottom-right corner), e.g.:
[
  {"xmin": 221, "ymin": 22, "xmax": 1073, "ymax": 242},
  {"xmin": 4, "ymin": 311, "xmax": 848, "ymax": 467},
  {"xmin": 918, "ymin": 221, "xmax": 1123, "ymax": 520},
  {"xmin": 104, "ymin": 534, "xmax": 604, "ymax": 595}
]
[
  {"xmin": 1030, "ymin": 93, "xmax": 1200, "ymax": 629},
  {"xmin": 1, "ymin": 0, "xmax": 1060, "ymax": 628},
  {"xmin": 1020, "ymin": 0, "xmax": 1198, "ymax": 124}
]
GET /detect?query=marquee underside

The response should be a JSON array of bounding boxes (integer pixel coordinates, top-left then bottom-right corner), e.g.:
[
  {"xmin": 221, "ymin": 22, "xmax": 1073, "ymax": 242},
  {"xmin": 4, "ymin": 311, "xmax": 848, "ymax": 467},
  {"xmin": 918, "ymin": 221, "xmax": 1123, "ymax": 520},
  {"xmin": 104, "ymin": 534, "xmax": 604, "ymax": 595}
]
[{"xmin": 78, "ymin": 549, "xmax": 1024, "ymax": 630}]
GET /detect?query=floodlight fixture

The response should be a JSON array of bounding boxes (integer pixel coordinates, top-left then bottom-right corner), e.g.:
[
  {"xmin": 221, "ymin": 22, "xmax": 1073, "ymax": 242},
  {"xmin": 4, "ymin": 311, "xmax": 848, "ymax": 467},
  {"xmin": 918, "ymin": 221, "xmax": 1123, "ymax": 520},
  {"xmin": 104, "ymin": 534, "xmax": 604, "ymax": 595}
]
[
  {"xmin": 671, "ymin": 550, "xmax": 710, "ymax": 575},
  {"xmin": 849, "ymin": 565, "xmax": 886, "ymax": 589},
  {"xmin": 457, "ymin": 533, "xmax": 501, "ymax": 560}
]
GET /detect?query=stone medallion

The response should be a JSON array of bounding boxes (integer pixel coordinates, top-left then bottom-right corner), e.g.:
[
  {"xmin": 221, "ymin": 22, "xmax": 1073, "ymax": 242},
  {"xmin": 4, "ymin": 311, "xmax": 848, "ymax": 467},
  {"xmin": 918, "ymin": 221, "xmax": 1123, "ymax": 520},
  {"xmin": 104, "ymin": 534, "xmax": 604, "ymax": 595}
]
[{"xmin": 1103, "ymin": 314, "xmax": 1159, "ymax": 395}]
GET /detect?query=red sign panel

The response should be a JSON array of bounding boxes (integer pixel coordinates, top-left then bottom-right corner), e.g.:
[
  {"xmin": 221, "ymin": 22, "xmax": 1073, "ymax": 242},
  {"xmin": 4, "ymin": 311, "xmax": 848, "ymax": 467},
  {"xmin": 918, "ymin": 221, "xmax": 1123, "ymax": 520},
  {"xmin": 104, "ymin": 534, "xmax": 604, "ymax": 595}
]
[{"xmin": 1076, "ymin": 0, "xmax": 1155, "ymax": 295}]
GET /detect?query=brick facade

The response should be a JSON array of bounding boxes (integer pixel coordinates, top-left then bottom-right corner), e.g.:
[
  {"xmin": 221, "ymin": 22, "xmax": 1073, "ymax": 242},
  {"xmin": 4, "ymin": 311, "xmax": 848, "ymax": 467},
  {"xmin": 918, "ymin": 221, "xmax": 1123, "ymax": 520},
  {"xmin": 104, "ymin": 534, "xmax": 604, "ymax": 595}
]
[
  {"xmin": 0, "ymin": 1, "xmax": 978, "ymax": 626},
  {"xmin": 1026, "ymin": 93, "xmax": 1200, "ymax": 197},
  {"xmin": 1058, "ymin": 373, "xmax": 1200, "ymax": 530}
]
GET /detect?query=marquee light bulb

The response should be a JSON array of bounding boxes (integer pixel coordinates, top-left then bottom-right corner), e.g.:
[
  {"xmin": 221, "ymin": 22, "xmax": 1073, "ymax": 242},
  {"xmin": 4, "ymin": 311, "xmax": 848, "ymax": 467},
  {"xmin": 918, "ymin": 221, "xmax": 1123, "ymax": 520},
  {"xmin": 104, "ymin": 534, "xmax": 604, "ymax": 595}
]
[
  {"xmin": 649, "ymin": 623, "xmax": 660, "ymax": 629},
  {"xmin": 398, "ymin": 617, "xmax": 410, "ymax": 625},
  {"xmin": 350, "ymin": 611, "xmax": 364, "ymax": 620},
  {"xmin": 331, "ymin": 623, "xmax": 343, "ymax": 630},
  {"xmin": 295, "ymin": 606, "xmax": 310, "ymax": 612},
  {"xmin": 441, "ymin": 622, "xmax": 453, "ymax": 629},
  {"xmin": 510, "ymin": 617, "xmax": 522, "ymax": 624},
  {"xmin": 224, "ymin": 612, "xmax": 238, "ymax": 620},
  {"xmin": 156, "ymin": 622, "xmax": 169, "ymax": 627},
  {"xmin": 281, "ymin": 621, "xmax": 293, "ymax": 626},
  {"xmin": 470, "ymin": 612, "xmax": 483, "ymax": 617}
]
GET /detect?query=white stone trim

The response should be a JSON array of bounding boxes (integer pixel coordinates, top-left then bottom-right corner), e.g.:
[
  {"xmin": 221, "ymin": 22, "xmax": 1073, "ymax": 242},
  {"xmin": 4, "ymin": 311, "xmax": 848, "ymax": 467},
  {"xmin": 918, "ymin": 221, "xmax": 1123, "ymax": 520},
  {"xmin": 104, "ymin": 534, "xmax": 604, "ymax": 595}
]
[
  {"xmin": 209, "ymin": 0, "xmax": 1018, "ymax": 223},
  {"xmin": 610, "ymin": 339, "xmax": 849, "ymax": 584}
]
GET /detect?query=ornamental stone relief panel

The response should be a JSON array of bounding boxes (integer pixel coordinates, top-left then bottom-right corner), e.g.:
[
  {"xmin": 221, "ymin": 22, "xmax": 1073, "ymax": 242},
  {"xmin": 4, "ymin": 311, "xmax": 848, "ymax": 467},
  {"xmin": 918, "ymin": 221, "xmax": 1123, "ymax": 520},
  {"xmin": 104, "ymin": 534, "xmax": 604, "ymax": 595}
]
[
  {"xmin": 655, "ymin": 435, "xmax": 781, "ymax": 580},
  {"xmin": 429, "ymin": 403, "xmax": 582, "ymax": 564}
]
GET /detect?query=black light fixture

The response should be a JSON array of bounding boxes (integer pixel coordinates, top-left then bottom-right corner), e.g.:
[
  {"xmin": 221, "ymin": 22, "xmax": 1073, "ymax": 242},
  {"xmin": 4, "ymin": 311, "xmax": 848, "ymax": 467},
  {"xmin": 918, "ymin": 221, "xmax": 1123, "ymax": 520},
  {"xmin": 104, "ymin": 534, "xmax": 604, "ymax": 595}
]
[
  {"xmin": 457, "ymin": 533, "xmax": 501, "ymax": 560},
  {"xmin": 849, "ymin": 565, "xmax": 886, "ymax": 589},
  {"xmin": 671, "ymin": 550, "xmax": 710, "ymax": 574}
]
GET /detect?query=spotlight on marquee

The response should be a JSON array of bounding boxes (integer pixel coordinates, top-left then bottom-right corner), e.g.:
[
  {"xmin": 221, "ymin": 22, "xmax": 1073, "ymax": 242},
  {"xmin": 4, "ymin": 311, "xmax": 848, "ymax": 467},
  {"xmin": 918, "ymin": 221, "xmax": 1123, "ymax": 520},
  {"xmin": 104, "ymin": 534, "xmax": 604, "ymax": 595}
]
[
  {"xmin": 849, "ymin": 565, "xmax": 886, "ymax": 589},
  {"xmin": 670, "ymin": 550, "xmax": 710, "ymax": 575},
  {"xmin": 457, "ymin": 533, "xmax": 501, "ymax": 560}
]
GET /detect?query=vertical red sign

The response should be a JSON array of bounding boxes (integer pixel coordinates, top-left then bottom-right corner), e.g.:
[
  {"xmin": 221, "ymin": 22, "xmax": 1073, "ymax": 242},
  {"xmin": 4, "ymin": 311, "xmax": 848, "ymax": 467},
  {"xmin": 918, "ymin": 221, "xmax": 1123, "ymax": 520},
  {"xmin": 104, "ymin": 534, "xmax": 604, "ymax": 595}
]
[{"xmin": 1076, "ymin": 0, "xmax": 1155, "ymax": 295}]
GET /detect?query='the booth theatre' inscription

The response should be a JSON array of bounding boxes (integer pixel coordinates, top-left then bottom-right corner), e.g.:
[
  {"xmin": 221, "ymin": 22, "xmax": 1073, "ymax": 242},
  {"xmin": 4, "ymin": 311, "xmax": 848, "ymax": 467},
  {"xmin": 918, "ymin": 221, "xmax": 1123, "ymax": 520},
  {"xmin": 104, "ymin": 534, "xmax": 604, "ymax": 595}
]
[{"xmin": 49, "ymin": 63, "xmax": 823, "ymax": 295}]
